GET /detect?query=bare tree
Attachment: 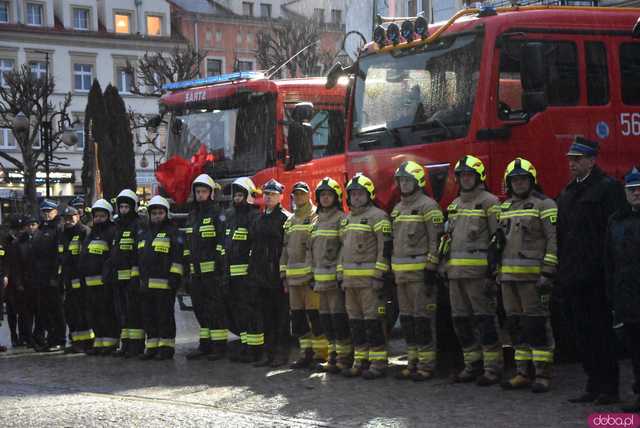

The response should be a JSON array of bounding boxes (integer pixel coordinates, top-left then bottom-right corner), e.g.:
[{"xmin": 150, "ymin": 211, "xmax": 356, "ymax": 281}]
[
  {"xmin": 256, "ymin": 17, "xmax": 336, "ymax": 78},
  {"xmin": 0, "ymin": 64, "xmax": 75, "ymax": 214},
  {"xmin": 124, "ymin": 45, "xmax": 204, "ymax": 152}
]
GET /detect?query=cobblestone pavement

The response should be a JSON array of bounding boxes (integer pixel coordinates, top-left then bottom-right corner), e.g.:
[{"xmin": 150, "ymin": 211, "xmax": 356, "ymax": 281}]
[{"xmin": 0, "ymin": 308, "xmax": 635, "ymax": 427}]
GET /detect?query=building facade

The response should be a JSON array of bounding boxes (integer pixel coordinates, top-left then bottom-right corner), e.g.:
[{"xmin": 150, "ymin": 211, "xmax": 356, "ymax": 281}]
[{"xmin": 0, "ymin": 0, "xmax": 182, "ymax": 203}]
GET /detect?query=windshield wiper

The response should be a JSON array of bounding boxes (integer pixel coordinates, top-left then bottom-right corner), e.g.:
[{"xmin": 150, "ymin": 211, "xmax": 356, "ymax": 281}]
[{"xmin": 354, "ymin": 125, "xmax": 402, "ymax": 148}]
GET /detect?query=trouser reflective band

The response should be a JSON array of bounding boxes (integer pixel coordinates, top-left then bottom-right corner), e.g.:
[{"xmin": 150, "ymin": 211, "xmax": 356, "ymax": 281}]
[
  {"xmin": 199, "ymin": 328, "xmax": 210, "ymax": 339},
  {"xmin": 240, "ymin": 332, "xmax": 247, "ymax": 344},
  {"xmin": 299, "ymin": 337, "xmax": 312, "ymax": 349},
  {"xmin": 85, "ymin": 276, "xmax": 103, "ymax": 286},
  {"xmin": 407, "ymin": 346, "xmax": 418, "ymax": 361},
  {"xmin": 200, "ymin": 261, "xmax": 215, "ymax": 273},
  {"xmin": 102, "ymin": 338, "xmax": 118, "ymax": 347},
  {"xmin": 149, "ymin": 278, "xmax": 170, "ymax": 289},
  {"xmin": 71, "ymin": 279, "xmax": 81, "ymax": 289},
  {"xmin": 354, "ymin": 350, "xmax": 369, "ymax": 361},
  {"xmin": 463, "ymin": 351, "xmax": 482, "ymax": 364},
  {"xmin": 170, "ymin": 263, "xmax": 184, "ymax": 276},
  {"xmin": 94, "ymin": 339, "xmax": 104, "ymax": 348},
  {"xmin": 483, "ymin": 351, "xmax": 501, "ymax": 362},
  {"xmin": 72, "ymin": 330, "xmax": 95, "ymax": 341},
  {"xmin": 159, "ymin": 338, "xmax": 175, "ymax": 348},
  {"xmin": 128, "ymin": 329, "xmax": 145, "ymax": 340},
  {"xmin": 369, "ymin": 350, "xmax": 388, "ymax": 361},
  {"xmin": 419, "ymin": 351, "xmax": 436, "ymax": 362},
  {"xmin": 230, "ymin": 264, "xmax": 248, "ymax": 276},
  {"xmin": 391, "ymin": 256, "xmax": 428, "ymax": 272},
  {"xmin": 117, "ymin": 269, "xmax": 132, "ymax": 280},
  {"xmin": 146, "ymin": 338, "xmax": 160, "ymax": 349},
  {"xmin": 312, "ymin": 337, "xmax": 329, "ymax": 351},
  {"xmin": 210, "ymin": 329, "xmax": 228, "ymax": 342},
  {"xmin": 336, "ymin": 343, "xmax": 353, "ymax": 356},
  {"xmin": 532, "ymin": 350, "xmax": 554, "ymax": 363},
  {"xmin": 247, "ymin": 333, "xmax": 264, "ymax": 346},
  {"xmin": 130, "ymin": 266, "xmax": 139, "ymax": 278},
  {"xmin": 515, "ymin": 349, "xmax": 532, "ymax": 361},
  {"xmin": 120, "ymin": 329, "xmax": 130, "ymax": 340}
]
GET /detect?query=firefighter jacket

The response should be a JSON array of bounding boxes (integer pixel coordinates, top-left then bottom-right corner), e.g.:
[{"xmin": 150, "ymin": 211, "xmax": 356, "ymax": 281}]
[
  {"xmin": 79, "ymin": 221, "xmax": 116, "ymax": 288},
  {"xmin": 391, "ymin": 192, "xmax": 444, "ymax": 285},
  {"xmin": 497, "ymin": 192, "xmax": 558, "ymax": 282},
  {"xmin": 445, "ymin": 187, "xmax": 500, "ymax": 279},
  {"xmin": 137, "ymin": 220, "xmax": 184, "ymax": 291},
  {"xmin": 32, "ymin": 216, "xmax": 64, "ymax": 287},
  {"xmin": 61, "ymin": 223, "xmax": 91, "ymax": 292},
  {"xmin": 280, "ymin": 202, "xmax": 317, "ymax": 287},
  {"xmin": 109, "ymin": 214, "xmax": 146, "ymax": 284},
  {"xmin": 248, "ymin": 204, "xmax": 290, "ymax": 288},
  {"xmin": 186, "ymin": 201, "xmax": 224, "ymax": 278},
  {"xmin": 338, "ymin": 204, "xmax": 392, "ymax": 289},
  {"xmin": 308, "ymin": 207, "xmax": 344, "ymax": 291},
  {"xmin": 223, "ymin": 203, "xmax": 260, "ymax": 279}
]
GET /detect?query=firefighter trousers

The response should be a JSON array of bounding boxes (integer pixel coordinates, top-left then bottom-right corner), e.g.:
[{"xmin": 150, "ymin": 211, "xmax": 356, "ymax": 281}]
[
  {"xmin": 86, "ymin": 284, "xmax": 119, "ymax": 350},
  {"xmin": 142, "ymin": 288, "xmax": 176, "ymax": 354},
  {"xmin": 397, "ymin": 281, "xmax": 438, "ymax": 372},
  {"xmin": 449, "ymin": 278, "xmax": 502, "ymax": 374},
  {"xmin": 289, "ymin": 284, "xmax": 327, "ymax": 360},
  {"xmin": 318, "ymin": 287, "xmax": 352, "ymax": 367},
  {"xmin": 65, "ymin": 286, "xmax": 93, "ymax": 346},
  {"xmin": 229, "ymin": 277, "xmax": 252, "ymax": 349},
  {"xmin": 191, "ymin": 273, "xmax": 227, "ymax": 350},
  {"xmin": 345, "ymin": 286, "xmax": 387, "ymax": 371},
  {"xmin": 124, "ymin": 285, "xmax": 145, "ymax": 352},
  {"xmin": 502, "ymin": 281, "xmax": 554, "ymax": 379}
]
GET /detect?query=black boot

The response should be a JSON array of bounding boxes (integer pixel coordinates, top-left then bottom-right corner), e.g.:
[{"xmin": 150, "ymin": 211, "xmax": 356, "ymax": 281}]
[
  {"xmin": 139, "ymin": 349, "xmax": 157, "ymax": 360},
  {"xmin": 207, "ymin": 342, "xmax": 226, "ymax": 361},
  {"xmin": 290, "ymin": 348, "xmax": 314, "ymax": 369}
]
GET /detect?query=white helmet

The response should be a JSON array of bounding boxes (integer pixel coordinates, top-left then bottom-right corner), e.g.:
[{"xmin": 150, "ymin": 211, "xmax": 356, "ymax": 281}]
[
  {"xmin": 91, "ymin": 199, "xmax": 113, "ymax": 217},
  {"xmin": 116, "ymin": 189, "xmax": 139, "ymax": 209},
  {"xmin": 232, "ymin": 177, "xmax": 259, "ymax": 204},
  {"xmin": 192, "ymin": 174, "xmax": 218, "ymax": 200},
  {"xmin": 148, "ymin": 195, "xmax": 170, "ymax": 212}
]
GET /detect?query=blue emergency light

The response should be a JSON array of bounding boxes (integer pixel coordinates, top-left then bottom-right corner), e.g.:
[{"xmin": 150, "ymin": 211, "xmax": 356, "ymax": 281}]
[{"xmin": 162, "ymin": 71, "xmax": 265, "ymax": 91}]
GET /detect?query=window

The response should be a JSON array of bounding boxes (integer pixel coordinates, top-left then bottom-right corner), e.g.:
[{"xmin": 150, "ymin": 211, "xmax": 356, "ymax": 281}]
[
  {"xmin": 26, "ymin": 2, "xmax": 43, "ymax": 26},
  {"xmin": 0, "ymin": 2, "xmax": 9, "ymax": 23},
  {"xmin": 586, "ymin": 42, "xmax": 609, "ymax": 106},
  {"xmin": 0, "ymin": 58, "xmax": 13, "ymax": 86},
  {"xmin": 30, "ymin": 61, "xmax": 46, "ymax": 79},
  {"xmin": 206, "ymin": 59, "xmax": 222, "ymax": 76},
  {"xmin": 242, "ymin": 2, "xmax": 253, "ymax": 16},
  {"xmin": 74, "ymin": 127, "xmax": 85, "ymax": 150},
  {"xmin": 114, "ymin": 13, "xmax": 130, "ymax": 34},
  {"xmin": 620, "ymin": 43, "xmax": 640, "ymax": 106},
  {"xmin": 247, "ymin": 32, "xmax": 253, "ymax": 49},
  {"xmin": 237, "ymin": 60, "xmax": 253, "ymax": 71},
  {"xmin": 73, "ymin": 7, "xmax": 89, "ymax": 30},
  {"xmin": 73, "ymin": 63, "xmax": 92, "ymax": 91},
  {"xmin": 331, "ymin": 9, "xmax": 342, "ymax": 24},
  {"xmin": 146, "ymin": 15, "xmax": 161, "ymax": 36},
  {"xmin": 116, "ymin": 67, "xmax": 133, "ymax": 93},
  {"xmin": 216, "ymin": 31, "xmax": 222, "ymax": 44},
  {"xmin": 260, "ymin": 3, "xmax": 271, "ymax": 18},
  {"xmin": 313, "ymin": 8, "xmax": 325, "ymax": 24},
  {"xmin": 0, "ymin": 128, "xmax": 16, "ymax": 148},
  {"xmin": 236, "ymin": 32, "xmax": 243, "ymax": 46},
  {"xmin": 408, "ymin": 0, "xmax": 418, "ymax": 15}
]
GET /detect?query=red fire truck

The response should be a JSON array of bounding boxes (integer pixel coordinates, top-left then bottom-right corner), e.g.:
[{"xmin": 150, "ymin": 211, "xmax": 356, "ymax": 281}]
[
  {"xmin": 336, "ymin": 6, "xmax": 640, "ymax": 211},
  {"xmin": 159, "ymin": 72, "xmax": 348, "ymax": 208}
]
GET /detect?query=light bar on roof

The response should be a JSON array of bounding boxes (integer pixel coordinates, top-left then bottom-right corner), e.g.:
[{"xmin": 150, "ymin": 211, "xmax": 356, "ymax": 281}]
[{"xmin": 162, "ymin": 71, "xmax": 265, "ymax": 91}]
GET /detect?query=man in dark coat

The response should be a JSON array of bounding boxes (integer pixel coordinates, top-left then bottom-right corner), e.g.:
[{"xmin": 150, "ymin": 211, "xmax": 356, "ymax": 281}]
[
  {"xmin": 605, "ymin": 166, "xmax": 640, "ymax": 412},
  {"xmin": 557, "ymin": 137, "xmax": 626, "ymax": 405}
]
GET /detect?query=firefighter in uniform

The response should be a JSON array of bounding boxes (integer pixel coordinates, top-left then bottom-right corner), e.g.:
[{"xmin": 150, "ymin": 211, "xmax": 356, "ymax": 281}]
[
  {"xmin": 81, "ymin": 199, "xmax": 118, "ymax": 355},
  {"xmin": 497, "ymin": 158, "xmax": 557, "ymax": 393},
  {"xmin": 224, "ymin": 177, "xmax": 261, "ymax": 362},
  {"xmin": 281, "ymin": 182, "xmax": 329, "ymax": 369},
  {"xmin": 248, "ymin": 179, "xmax": 291, "ymax": 368},
  {"xmin": 69, "ymin": 195, "xmax": 92, "ymax": 226},
  {"xmin": 391, "ymin": 161, "xmax": 444, "ymax": 381},
  {"xmin": 308, "ymin": 177, "xmax": 352, "ymax": 374},
  {"xmin": 60, "ymin": 206, "xmax": 92, "ymax": 353},
  {"xmin": 110, "ymin": 189, "xmax": 147, "ymax": 358},
  {"xmin": 138, "ymin": 196, "xmax": 184, "ymax": 360},
  {"xmin": 339, "ymin": 174, "xmax": 392, "ymax": 380},
  {"xmin": 445, "ymin": 155, "xmax": 503, "ymax": 385},
  {"xmin": 185, "ymin": 174, "xmax": 227, "ymax": 361}
]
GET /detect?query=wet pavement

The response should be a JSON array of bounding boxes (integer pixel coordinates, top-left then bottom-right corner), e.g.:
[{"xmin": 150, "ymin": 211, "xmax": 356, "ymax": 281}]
[{"xmin": 1, "ymin": 307, "xmax": 636, "ymax": 427}]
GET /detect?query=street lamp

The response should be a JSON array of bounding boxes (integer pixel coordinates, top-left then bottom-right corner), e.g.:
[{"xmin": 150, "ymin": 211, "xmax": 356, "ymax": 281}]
[{"xmin": 140, "ymin": 149, "xmax": 163, "ymax": 170}]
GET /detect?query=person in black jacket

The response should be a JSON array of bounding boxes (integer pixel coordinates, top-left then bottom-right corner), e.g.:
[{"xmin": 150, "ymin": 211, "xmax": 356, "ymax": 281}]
[
  {"xmin": 557, "ymin": 137, "xmax": 626, "ymax": 405},
  {"xmin": 81, "ymin": 199, "xmax": 117, "ymax": 355},
  {"xmin": 2, "ymin": 216, "xmax": 22, "ymax": 347},
  {"xmin": 605, "ymin": 166, "xmax": 640, "ymax": 412},
  {"xmin": 137, "ymin": 196, "xmax": 184, "ymax": 361},
  {"xmin": 60, "ymin": 206, "xmax": 91, "ymax": 353},
  {"xmin": 31, "ymin": 199, "xmax": 65, "ymax": 352},
  {"xmin": 248, "ymin": 179, "xmax": 291, "ymax": 368}
]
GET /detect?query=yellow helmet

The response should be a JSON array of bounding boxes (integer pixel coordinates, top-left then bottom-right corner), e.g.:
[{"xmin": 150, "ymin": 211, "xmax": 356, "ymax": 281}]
[
  {"xmin": 454, "ymin": 155, "xmax": 486, "ymax": 182},
  {"xmin": 315, "ymin": 177, "xmax": 343, "ymax": 204},
  {"xmin": 346, "ymin": 173, "xmax": 375, "ymax": 200},
  {"xmin": 394, "ymin": 160, "xmax": 426, "ymax": 188},
  {"xmin": 232, "ymin": 177, "xmax": 259, "ymax": 204},
  {"xmin": 504, "ymin": 157, "xmax": 537, "ymax": 184}
]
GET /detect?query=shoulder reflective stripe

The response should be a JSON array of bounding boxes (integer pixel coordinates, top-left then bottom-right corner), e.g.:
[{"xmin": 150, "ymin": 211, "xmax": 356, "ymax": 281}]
[
  {"xmin": 130, "ymin": 266, "xmax": 139, "ymax": 277},
  {"xmin": 230, "ymin": 264, "xmax": 249, "ymax": 276},
  {"xmin": 311, "ymin": 229, "xmax": 340, "ymax": 237},
  {"xmin": 344, "ymin": 224, "xmax": 372, "ymax": 232},
  {"xmin": 394, "ymin": 214, "xmax": 423, "ymax": 222},
  {"xmin": 543, "ymin": 254, "xmax": 558, "ymax": 265},
  {"xmin": 88, "ymin": 240, "xmax": 109, "ymax": 254},
  {"xmin": 170, "ymin": 263, "xmax": 184, "ymax": 276},
  {"xmin": 200, "ymin": 261, "xmax": 215, "ymax": 273},
  {"xmin": 71, "ymin": 279, "xmax": 82, "ymax": 289},
  {"xmin": 375, "ymin": 261, "xmax": 389, "ymax": 272},
  {"xmin": 424, "ymin": 210, "xmax": 444, "ymax": 223},
  {"xmin": 499, "ymin": 209, "xmax": 540, "ymax": 219},
  {"xmin": 487, "ymin": 205, "xmax": 501, "ymax": 214},
  {"xmin": 85, "ymin": 276, "xmax": 103, "ymax": 286},
  {"xmin": 117, "ymin": 269, "xmax": 132, "ymax": 280},
  {"xmin": 540, "ymin": 208, "xmax": 558, "ymax": 220},
  {"xmin": 148, "ymin": 278, "xmax": 170, "ymax": 289},
  {"xmin": 453, "ymin": 209, "xmax": 487, "ymax": 218},
  {"xmin": 373, "ymin": 219, "xmax": 391, "ymax": 233},
  {"xmin": 199, "ymin": 224, "xmax": 215, "ymax": 232},
  {"xmin": 183, "ymin": 249, "xmax": 191, "ymax": 256}
]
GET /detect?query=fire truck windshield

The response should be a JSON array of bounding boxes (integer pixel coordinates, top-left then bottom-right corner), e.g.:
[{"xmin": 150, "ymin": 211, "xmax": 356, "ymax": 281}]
[
  {"xmin": 351, "ymin": 32, "xmax": 483, "ymax": 150},
  {"xmin": 166, "ymin": 94, "xmax": 276, "ymax": 178}
]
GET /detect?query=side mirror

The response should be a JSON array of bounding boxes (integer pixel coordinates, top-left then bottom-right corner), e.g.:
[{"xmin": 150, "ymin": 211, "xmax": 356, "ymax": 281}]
[{"xmin": 520, "ymin": 42, "xmax": 548, "ymax": 114}]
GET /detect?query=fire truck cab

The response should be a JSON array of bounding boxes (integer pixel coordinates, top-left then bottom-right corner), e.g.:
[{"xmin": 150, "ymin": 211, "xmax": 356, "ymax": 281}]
[
  {"xmin": 343, "ymin": 7, "xmax": 640, "ymax": 211},
  {"xmin": 160, "ymin": 72, "xmax": 348, "ymax": 208}
]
